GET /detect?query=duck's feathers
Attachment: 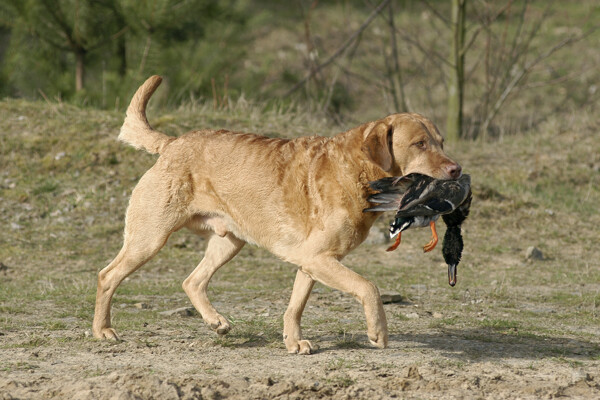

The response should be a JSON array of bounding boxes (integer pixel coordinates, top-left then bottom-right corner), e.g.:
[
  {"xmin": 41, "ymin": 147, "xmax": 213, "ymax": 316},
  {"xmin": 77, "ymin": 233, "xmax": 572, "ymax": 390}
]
[
  {"xmin": 441, "ymin": 189, "xmax": 472, "ymax": 227},
  {"xmin": 364, "ymin": 174, "xmax": 430, "ymax": 212},
  {"xmin": 368, "ymin": 175, "xmax": 421, "ymax": 194},
  {"xmin": 389, "ymin": 215, "xmax": 438, "ymax": 237},
  {"xmin": 363, "ymin": 203, "xmax": 398, "ymax": 212},
  {"xmin": 365, "ymin": 173, "xmax": 433, "ymax": 212},
  {"xmin": 394, "ymin": 197, "xmax": 455, "ymax": 217},
  {"xmin": 366, "ymin": 173, "xmax": 470, "ymax": 217},
  {"xmin": 395, "ymin": 178, "xmax": 468, "ymax": 216},
  {"xmin": 366, "ymin": 192, "xmax": 407, "ymax": 205}
]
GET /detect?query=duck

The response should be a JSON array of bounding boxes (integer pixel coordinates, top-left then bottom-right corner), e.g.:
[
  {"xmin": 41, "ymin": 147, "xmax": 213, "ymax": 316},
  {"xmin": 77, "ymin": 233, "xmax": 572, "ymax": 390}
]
[{"xmin": 363, "ymin": 173, "xmax": 471, "ymax": 286}]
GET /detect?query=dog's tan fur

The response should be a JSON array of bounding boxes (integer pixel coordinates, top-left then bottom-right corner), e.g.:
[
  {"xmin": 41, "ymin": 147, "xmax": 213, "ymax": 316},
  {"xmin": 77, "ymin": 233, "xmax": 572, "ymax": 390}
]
[{"xmin": 93, "ymin": 76, "xmax": 461, "ymax": 354}]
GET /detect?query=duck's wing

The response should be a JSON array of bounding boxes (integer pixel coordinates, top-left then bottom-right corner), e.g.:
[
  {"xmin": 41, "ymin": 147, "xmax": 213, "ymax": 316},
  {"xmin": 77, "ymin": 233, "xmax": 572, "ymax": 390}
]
[
  {"xmin": 389, "ymin": 177, "xmax": 449, "ymax": 216},
  {"xmin": 368, "ymin": 175, "xmax": 416, "ymax": 193},
  {"xmin": 443, "ymin": 174, "xmax": 471, "ymax": 207},
  {"xmin": 406, "ymin": 175, "xmax": 470, "ymax": 214},
  {"xmin": 393, "ymin": 197, "xmax": 455, "ymax": 217},
  {"xmin": 364, "ymin": 174, "xmax": 426, "ymax": 212},
  {"xmin": 363, "ymin": 192, "xmax": 403, "ymax": 212},
  {"xmin": 442, "ymin": 188, "xmax": 472, "ymax": 227},
  {"xmin": 366, "ymin": 192, "xmax": 403, "ymax": 204}
]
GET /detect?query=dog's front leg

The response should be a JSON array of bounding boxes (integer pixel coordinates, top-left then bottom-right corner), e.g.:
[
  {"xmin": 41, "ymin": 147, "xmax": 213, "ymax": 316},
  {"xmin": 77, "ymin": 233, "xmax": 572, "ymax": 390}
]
[
  {"xmin": 302, "ymin": 256, "xmax": 388, "ymax": 349},
  {"xmin": 283, "ymin": 269, "xmax": 316, "ymax": 354}
]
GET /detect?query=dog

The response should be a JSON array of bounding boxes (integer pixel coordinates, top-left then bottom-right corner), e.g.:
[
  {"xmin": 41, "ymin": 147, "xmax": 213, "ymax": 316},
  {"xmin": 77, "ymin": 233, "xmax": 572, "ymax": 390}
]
[{"xmin": 93, "ymin": 76, "xmax": 461, "ymax": 354}]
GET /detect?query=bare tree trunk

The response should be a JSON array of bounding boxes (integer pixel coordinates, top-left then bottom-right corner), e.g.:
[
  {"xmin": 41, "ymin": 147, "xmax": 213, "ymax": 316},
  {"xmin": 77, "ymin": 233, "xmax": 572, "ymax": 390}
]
[
  {"xmin": 75, "ymin": 49, "xmax": 85, "ymax": 91},
  {"xmin": 446, "ymin": 0, "xmax": 466, "ymax": 142},
  {"xmin": 118, "ymin": 36, "xmax": 127, "ymax": 77},
  {"xmin": 387, "ymin": 1, "xmax": 409, "ymax": 112},
  {"xmin": 138, "ymin": 35, "xmax": 152, "ymax": 77}
]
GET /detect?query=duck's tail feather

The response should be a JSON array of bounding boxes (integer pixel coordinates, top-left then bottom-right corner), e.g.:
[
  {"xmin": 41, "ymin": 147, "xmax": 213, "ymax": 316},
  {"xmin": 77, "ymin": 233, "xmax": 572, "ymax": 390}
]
[
  {"xmin": 363, "ymin": 203, "xmax": 398, "ymax": 212},
  {"xmin": 368, "ymin": 175, "xmax": 414, "ymax": 193},
  {"xmin": 366, "ymin": 192, "xmax": 402, "ymax": 204}
]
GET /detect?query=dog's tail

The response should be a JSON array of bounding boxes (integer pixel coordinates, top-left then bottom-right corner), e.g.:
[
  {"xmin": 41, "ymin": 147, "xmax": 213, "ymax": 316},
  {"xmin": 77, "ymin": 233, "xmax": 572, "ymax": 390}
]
[{"xmin": 118, "ymin": 75, "xmax": 174, "ymax": 154}]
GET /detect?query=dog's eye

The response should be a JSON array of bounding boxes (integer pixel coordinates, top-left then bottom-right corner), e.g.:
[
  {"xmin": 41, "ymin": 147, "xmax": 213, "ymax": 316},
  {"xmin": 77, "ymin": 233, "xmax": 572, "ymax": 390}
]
[{"xmin": 414, "ymin": 141, "xmax": 426, "ymax": 149}]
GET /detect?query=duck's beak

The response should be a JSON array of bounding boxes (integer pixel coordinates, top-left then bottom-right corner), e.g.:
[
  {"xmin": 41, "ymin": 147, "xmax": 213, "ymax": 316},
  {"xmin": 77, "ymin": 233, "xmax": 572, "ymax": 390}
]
[{"xmin": 448, "ymin": 264, "xmax": 457, "ymax": 287}]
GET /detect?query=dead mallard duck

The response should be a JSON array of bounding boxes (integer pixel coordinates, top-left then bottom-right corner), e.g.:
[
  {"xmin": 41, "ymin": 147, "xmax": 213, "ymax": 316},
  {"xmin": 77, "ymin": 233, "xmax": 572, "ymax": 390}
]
[{"xmin": 364, "ymin": 173, "xmax": 472, "ymax": 286}]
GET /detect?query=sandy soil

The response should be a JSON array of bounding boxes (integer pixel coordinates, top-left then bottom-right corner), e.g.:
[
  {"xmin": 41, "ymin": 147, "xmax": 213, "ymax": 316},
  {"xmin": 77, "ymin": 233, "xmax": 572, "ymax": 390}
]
[{"xmin": 2, "ymin": 290, "xmax": 599, "ymax": 400}]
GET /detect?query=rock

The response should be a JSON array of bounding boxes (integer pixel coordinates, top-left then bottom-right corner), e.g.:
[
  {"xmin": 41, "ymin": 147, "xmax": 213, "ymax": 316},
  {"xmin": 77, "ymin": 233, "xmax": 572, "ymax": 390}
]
[
  {"xmin": 134, "ymin": 302, "xmax": 151, "ymax": 309},
  {"xmin": 405, "ymin": 366, "xmax": 423, "ymax": 380},
  {"xmin": 200, "ymin": 387, "xmax": 221, "ymax": 400},
  {"xmin": 271, "ymin": 381, "xmax": 296, "ymax": 396},
  {"xmin": 158, "ymin": 307, "xmax": 197, "ymax": 317},
  {"xmin": 410, "ymin": 284, "xmax": 427, "ymax": 292},
  {"xmin": 525, "ymin": 246, "xmax": 544, "ymax": 260},
  {"xmin": 258, "ymin": 377, "xmax": 275, "ymax": 386},
  {"xmin": 380, "ymin": 291, "xmax": 404, "ymax": 304},
  {"xmin": 405, "ymin": 312, "xmax": 420, "ymax": 319},
  {"xmin": 432, "ymin": 312, "xmax": 443, "ymax": 319},
  {"xmin": 571, "ymin": 369, "xmax": 591, "ymax": 384}
]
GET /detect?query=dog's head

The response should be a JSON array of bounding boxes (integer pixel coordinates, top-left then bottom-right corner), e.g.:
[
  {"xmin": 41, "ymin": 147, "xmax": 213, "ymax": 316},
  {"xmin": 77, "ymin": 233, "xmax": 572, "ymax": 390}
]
[{"xmin": 362, "ymin": 113, "xmax": 461, "ymax": 179}]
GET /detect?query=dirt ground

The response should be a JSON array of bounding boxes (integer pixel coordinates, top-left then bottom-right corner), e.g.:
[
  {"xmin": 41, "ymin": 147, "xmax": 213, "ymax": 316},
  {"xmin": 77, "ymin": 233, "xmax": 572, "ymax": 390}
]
[
  {"xmin": 1, "ymin": 341, "xmax": 598, "ymax": 400},
  {"xmin": 2, "ymin": 100, "xmax": 600, "ymax": 399},
  {"xmin": 1, "ymin": 306, "xmax": 599, "ymax": 400},
  {"xmin": 2, "ymin": 240, "xmax": 600, "ymax": 400}
]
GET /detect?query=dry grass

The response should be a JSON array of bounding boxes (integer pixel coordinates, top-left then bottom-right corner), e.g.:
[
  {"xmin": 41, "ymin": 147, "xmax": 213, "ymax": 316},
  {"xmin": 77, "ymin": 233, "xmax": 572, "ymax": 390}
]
[{"xmin": 1, "ymin": 99, "xmax": 599, "ymax": 398}]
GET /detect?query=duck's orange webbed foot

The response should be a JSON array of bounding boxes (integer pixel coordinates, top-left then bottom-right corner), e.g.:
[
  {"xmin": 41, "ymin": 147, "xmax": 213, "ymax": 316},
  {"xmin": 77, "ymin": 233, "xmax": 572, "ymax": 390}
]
[
  {"xmin": 386, "ymin": 233, "xmax": 402, "ymax": 252},
  {"xmin": 423, "ymin": 221, "xmax": 438, "ymax": 253}
]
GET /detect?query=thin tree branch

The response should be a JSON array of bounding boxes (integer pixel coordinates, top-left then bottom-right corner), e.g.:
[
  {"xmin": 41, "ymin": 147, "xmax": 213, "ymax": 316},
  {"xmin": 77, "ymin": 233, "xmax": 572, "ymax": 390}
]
[
  {"xmin": 283, "ymin": 0, "xmax": 391, "ymax": 97},
  {"xmin": 518, "ymin": 68, "xmax": 593, "ymax": 90},
  {"xmin": 480, "ymin": 31, "xmax": 592, "ymax": 137},
  {"xmin": 395, "ymin": 28, "xmax": 454, "ymax": 68},
  {"xmin": 386, "ymin": 0, "xmax": 408, "ymax": 112},
  {"xmin": 422, "ymin": 0, "xmax": 451, "ymax": 27}
]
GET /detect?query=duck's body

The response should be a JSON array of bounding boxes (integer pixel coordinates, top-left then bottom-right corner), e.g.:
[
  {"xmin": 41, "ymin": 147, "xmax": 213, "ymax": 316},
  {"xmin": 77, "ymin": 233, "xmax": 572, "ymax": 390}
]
[
  {"xmin": 365, "ymin": 173, "xmax": 471, "ymax": 246},
  {"xmin": 364, "ymin": 173, "xmax": 472, "ymax": 286}
]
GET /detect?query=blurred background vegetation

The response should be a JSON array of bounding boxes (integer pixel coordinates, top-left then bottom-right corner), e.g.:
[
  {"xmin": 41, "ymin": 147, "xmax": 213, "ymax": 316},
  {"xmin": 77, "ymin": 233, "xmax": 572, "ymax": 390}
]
[{"xmin": 0, "ymin": 0, "xmax": 597, "ymax": 139}]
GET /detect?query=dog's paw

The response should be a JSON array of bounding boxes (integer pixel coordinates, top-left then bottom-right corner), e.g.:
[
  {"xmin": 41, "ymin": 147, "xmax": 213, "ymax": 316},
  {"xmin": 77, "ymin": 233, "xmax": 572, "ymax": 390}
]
[
  {"xmin": 94, "ymin": 327, "xmax": 120, "ymax": 341},
  {"xmin": 209, "ymin": 315, "xmax": 231, "ymax": 336},
  {"xmin": 368, "ymin": 331, "xmax": 388, "ymax": 349},
  {"xmin": 286, "ymin": 339, "xmax": 317, "ymax": 355}
]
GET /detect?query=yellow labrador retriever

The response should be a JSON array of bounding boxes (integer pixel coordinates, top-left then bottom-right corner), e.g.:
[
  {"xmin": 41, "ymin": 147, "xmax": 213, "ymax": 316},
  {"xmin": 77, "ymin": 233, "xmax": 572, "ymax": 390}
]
[{"xmin": 93, "ymin": 76, "xmax": 461, "ymax": 354}]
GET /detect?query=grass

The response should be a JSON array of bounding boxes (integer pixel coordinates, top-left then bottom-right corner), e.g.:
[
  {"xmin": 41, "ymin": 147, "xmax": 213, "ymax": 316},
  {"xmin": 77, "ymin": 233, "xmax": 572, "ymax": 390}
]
[{"xmin": 0, "ymin": 89, "xmax": 599, "ymax": 378}]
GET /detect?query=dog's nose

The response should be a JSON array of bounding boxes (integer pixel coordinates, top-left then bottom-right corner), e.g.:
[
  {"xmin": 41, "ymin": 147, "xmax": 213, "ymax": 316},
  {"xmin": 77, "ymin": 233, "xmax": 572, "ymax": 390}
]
[{"xmin": 445, "ymin": 163, "xmax": 462, "ymax": 179}]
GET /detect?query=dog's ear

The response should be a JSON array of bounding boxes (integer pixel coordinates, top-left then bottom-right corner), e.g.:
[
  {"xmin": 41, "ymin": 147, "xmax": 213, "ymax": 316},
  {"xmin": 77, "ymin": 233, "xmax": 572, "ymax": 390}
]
[{"xmin": 363, "ymin": 122, "xmax": 394, "ymax": 171}]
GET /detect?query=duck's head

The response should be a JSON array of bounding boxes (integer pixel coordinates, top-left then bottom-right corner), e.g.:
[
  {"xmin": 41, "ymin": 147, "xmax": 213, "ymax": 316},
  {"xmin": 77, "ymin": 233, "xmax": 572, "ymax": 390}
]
[
  {"xmin": 448, "ymin": 264, "xmax": 457, "ymax": 287},
  {"xmin": 442, "ymin": 225, "xmax": 463, "ymax": 287},
  {"xmin": 362, "ymin": 113, "xmax": 461, "ymax": 180}
]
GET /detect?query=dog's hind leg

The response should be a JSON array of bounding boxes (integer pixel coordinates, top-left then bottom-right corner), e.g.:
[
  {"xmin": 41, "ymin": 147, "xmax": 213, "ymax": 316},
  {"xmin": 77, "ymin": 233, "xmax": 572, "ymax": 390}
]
[
  {"xmin": 93, "ymin": 172, "xmax": 186, "ymax": 340},
  {"xmin": 283, "ymin": 269, "xmax": 315, "ymax": 354},
  {"xmin": 92, "ymin": 223, "xmax": 177, "ymax": 340},
  {"xmin": 182, "ymin": 233, "xmax": 245, "ymax": 335}
]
